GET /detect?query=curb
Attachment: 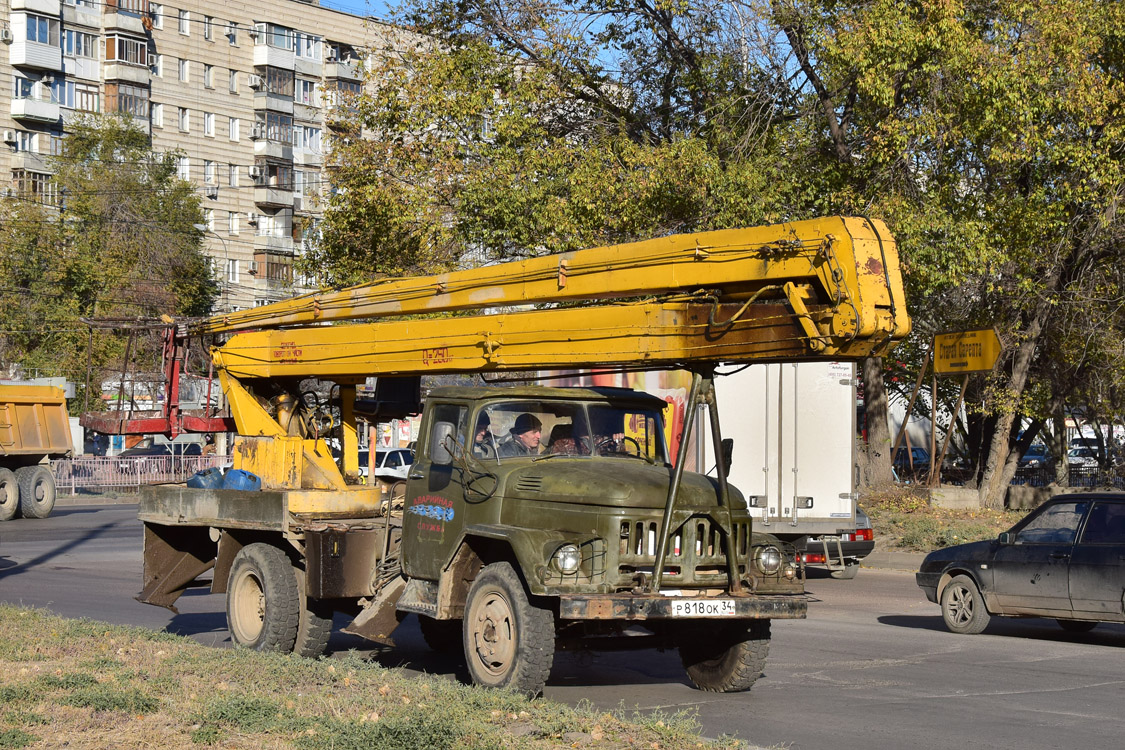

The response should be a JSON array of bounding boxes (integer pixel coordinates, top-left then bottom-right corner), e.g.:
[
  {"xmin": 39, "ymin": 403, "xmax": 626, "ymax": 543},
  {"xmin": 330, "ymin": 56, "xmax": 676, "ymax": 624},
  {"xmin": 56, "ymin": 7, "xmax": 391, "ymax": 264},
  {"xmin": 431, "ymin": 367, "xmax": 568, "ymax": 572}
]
[{"xmin": 56, "ymin": 493, "xmax": 140, "ymax": 507}]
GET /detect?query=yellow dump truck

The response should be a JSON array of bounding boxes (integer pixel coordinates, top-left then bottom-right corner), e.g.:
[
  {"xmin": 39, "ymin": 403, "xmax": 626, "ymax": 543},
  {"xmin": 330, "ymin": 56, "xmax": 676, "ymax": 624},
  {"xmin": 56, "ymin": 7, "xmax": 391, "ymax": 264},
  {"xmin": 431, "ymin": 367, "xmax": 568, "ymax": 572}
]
[{"xmin": 0, "ymin": 385, "xmax": 72, "ymax": 520}]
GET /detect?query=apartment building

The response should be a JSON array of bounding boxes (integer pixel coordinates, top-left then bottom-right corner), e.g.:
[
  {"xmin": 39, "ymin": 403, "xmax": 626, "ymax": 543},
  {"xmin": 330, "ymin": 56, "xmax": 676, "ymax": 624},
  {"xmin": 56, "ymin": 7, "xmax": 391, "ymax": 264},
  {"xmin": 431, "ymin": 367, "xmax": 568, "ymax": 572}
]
[{"xmin": 1, "ymin": 0, "xmax": 402, "ymax": 311}]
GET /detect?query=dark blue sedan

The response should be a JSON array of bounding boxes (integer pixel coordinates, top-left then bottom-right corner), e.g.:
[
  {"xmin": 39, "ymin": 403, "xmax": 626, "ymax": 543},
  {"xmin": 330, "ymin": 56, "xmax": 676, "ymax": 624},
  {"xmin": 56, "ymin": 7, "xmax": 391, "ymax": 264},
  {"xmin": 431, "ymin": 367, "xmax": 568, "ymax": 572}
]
[{"xmin": 917, "ymin": 492, "xmax": 1125, "ymax": 634}]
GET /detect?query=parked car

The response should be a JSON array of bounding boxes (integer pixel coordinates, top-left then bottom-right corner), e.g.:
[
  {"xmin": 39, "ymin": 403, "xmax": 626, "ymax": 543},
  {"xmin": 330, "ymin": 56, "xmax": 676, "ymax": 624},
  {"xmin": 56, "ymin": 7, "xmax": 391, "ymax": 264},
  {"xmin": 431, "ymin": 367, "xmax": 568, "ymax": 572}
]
[
  {"xmin": 917, "ymin": 492, "xmax": 1125, "ymax": 634},
  {"xmin": 1067, "ymin": 447, "xmax": 1099, "ymax": 468},
  {"xmin": 356, "ymin": 448, "xmax": 414, "ymax": 481},
  {"xmin": 116, "ymin": 441, "xmax": 202, "ymax": 472},
  {"xmin": 893, "ymin": 446, "xmax": 930, "ymax": 476},
  {"xmin": 1017, "ymin": 443, "xmax": 1054, "ymax": 469}
]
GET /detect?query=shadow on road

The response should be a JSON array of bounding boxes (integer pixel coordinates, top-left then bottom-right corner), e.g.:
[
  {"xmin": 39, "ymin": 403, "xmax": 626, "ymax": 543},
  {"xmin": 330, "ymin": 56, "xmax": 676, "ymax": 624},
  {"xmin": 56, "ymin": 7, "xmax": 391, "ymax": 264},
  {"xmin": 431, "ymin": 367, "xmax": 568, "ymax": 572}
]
[
  {"xmin": 878, "ymin": 614, "xmax": 1125, "ymax": 645},
  {"xmin": 0, "ymin": 521, "xmax": 121, "ymax": 581},
  {"xmin": 0, "ymin": 557, "xmax": 15, "ymax": 571},
  {"xmin": 876, "ymin": 615, "xmax": 948, "ymax": 632}
]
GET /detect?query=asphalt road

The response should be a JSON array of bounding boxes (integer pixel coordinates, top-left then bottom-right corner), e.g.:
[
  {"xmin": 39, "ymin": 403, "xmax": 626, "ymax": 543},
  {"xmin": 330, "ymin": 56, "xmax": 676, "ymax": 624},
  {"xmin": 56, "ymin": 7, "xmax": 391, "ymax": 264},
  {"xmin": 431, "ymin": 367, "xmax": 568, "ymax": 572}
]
[{"xmin": 3, "ymin": 504, "xmax": 1124, "ymax": 749}]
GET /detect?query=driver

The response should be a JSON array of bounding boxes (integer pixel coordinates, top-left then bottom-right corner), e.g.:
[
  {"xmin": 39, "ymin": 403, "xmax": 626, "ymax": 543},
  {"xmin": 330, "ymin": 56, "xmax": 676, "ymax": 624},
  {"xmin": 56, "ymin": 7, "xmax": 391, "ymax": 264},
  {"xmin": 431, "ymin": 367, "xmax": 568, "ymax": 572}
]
[
  {"xmin": 472, "ymin": 413, "xmax": 496, "ymax": 458},
  {"xmin": 498, "ymin": 413, "xmax": 542, "ymax": 457}
]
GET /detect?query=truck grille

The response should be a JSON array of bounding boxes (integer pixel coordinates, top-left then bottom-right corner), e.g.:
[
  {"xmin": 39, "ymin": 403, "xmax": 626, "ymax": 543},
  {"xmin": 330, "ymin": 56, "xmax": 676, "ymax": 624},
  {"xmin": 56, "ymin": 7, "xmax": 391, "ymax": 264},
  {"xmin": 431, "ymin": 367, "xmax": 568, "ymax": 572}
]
[
  {"xmin": 513, "ymin": 474, "xmax": 544, "ymax": 492},
  {"xmin": 618, "ymin": 515, "xmax": 750, "ymax": 584}
]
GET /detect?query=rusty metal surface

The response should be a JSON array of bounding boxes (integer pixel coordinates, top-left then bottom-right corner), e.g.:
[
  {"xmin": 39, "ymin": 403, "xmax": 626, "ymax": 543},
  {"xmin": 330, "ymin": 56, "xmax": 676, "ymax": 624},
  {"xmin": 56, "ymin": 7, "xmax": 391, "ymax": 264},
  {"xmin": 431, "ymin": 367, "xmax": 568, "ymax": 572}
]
[
  {"xmin": 305, "ymin": 526, "xmax": 387, "ymax": 599},
  {"xmin": 136, "ymin": 522, "xmax": 216, "ymax": 611},
  {"xmin": 557, "ymin": 593, "xmax": 807, "ymax": 621},
  {"xmin": 342, "ymin": 574, "xmax": 407, "ymax": 646},
  {"xmin": 138, "ymin": 485, "xmax": 288, "ymax": 531}
]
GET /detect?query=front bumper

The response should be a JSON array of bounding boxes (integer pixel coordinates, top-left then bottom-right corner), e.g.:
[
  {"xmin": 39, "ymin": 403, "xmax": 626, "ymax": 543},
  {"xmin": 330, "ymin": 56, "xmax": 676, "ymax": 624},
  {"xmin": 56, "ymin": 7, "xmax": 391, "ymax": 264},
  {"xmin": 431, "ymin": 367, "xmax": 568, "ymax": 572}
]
[
  {"xmin": 558, "ymin": 593, "xmax": 807, "ymax": 621},
  {"xmin": 915, "ymin": 570, "xmax": 940, "ymax": 603}
]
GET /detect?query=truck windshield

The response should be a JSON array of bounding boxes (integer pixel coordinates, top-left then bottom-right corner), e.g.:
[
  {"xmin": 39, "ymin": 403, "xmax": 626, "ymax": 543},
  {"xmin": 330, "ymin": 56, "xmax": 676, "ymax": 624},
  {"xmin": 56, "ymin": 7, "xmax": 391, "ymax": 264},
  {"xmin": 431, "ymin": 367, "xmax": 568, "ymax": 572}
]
[{"xmin": 481, "ymin": 400, "xmax": 668, "ymax": 464}]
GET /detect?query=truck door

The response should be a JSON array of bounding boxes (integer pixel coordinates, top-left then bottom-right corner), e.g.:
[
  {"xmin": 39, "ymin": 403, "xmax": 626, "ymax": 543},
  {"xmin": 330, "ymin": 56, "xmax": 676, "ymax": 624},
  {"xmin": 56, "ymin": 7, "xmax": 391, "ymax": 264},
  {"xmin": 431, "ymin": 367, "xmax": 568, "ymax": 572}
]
[{"xmin": 401, "ymin": 401, "xmax": 470, "ymax": 581}]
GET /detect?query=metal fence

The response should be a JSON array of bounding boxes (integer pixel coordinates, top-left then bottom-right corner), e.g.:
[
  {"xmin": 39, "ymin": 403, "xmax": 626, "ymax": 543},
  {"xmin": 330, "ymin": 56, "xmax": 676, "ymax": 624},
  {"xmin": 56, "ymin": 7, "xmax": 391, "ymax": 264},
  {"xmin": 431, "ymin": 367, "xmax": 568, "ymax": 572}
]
[{"xmin": 52, "ymin": 455, "xmax": 231, "ymax": 494}]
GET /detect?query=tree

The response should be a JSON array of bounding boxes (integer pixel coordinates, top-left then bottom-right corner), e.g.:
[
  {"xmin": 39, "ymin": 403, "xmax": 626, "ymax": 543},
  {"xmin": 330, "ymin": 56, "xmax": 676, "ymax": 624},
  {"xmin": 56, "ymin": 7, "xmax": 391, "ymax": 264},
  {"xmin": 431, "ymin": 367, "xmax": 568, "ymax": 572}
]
[{"xmin": 0, "ymin": 115, "xmax": 218, "ymax": 412}]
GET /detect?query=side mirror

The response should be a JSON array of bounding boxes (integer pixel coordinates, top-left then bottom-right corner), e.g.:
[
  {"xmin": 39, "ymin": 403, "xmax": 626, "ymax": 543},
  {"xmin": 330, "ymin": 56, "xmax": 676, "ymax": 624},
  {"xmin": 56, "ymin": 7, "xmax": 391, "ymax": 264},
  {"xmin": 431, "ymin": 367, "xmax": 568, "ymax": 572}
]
[
  {"xmin": 998, "ymin": 531, "xmax": 1012, "ymax": 545},
  {"xmin": 431, "ymin": 421, "xmax": 457, "ymax": 466},
  {"xmin": 720, "ymin": 438, "xmax": 734, "ymax": 475}
]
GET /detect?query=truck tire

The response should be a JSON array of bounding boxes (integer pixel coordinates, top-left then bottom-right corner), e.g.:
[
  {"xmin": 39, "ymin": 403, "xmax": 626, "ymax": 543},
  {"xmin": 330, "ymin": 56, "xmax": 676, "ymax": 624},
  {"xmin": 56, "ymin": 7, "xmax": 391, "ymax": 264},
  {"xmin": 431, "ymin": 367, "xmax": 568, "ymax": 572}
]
[
  {"xmin": 16, "ymin": 466, "xmax": 56, "ymax": 519},
  {"xmin": 678, "ymin": 620, "xmax": 771, "ymax": 692},
  {"xmin": 940, "ymin": 574, "xmax": 991, "ymax": 635},
  {"xmin": 0, "ymin": 468, "xmax": 19, "ymax": 521},
  {"xmin": 419, "ymin": 616, "xmax": 462, "ymax": 653},
  {"xmin": 463, "ymin": 562, "xmax": 555, "ymax": 697},
  {"xmin": 293, "ymin": 566, "xmax": 333, "ymax": 658},
  {"xmin": 226, "ymin": 543, "xmax": 300, "ymax": 652},
  {"xmin": 830, "ymin": 563, "xmax": 860, "ymax": 580}
]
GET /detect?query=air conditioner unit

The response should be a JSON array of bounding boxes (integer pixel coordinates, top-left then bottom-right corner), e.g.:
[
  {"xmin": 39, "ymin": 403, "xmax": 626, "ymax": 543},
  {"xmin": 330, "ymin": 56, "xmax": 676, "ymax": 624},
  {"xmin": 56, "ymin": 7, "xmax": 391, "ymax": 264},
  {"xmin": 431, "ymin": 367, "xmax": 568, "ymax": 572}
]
[
  {"xmin": 41, "ymin": 75, "xmax": 55, "ymax": 86},
  {"xmin": 248, "ymin": 74, "xmax": 263, "ymax": 89},
  {"xmin": 248, "ymin": 28, "xmax": 260, "ymax": 41},
  {"xmin": 247, "ymin": 261, "xmax": 259, "ymax": 275},
  {"xmin": 246, "ymin": 212, "xmax": 259, "ymax": 225},
  {"xmin": 0, "ymin": 27, "xmax": 13, "ymax": 44},
  {"xmin": 204, "ymin": 186, "xmax": 218, "ymax": 198},
  {"xmin": 248, "ymin": 165, "xmax": 262, "ymax": 179},
  {"xmin": 2, "ymin": 130, "xmax": 16, "ymax": 144},
  {"xmin": 250, "ymin": 123, "xmax": 265, "ymax": 140}
]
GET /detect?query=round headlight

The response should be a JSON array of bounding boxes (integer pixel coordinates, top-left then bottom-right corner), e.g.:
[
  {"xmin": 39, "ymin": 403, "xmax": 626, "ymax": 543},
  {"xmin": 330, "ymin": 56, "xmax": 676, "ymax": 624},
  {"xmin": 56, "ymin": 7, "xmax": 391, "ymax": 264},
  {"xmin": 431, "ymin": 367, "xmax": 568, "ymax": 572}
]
[
  {"xmin": 754, "ymin": 545, "xmax": 783, "ymax": 575},
  {"xmin": 553, "ymin": 543, "xmax": 581, "ymax": 574}
]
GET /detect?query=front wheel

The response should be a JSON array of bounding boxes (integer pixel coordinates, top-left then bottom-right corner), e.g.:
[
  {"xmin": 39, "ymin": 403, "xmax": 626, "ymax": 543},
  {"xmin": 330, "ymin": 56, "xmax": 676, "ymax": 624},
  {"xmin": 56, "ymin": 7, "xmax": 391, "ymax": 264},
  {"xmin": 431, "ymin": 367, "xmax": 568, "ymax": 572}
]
[
  {"xmin": 463, "ymin": 562, "xmax": 555, "ymax": 697},
  {"xmin": 678, "ymin": 620, "xmax": 771, "ymax": 692},
  {"xmin": 940, "ymin": 574, "xmax": 991, "ymax": 634},
  {"xmin": 16, "ymin": 466, "xmax": 55, "ymax": 519},
  {"xmin": 0, "ymin": 468, "xmax": 19, "ymax": 521},
  {"xmin": 226, "ymin": 543, "xmax": 300, "ymax": 652}
]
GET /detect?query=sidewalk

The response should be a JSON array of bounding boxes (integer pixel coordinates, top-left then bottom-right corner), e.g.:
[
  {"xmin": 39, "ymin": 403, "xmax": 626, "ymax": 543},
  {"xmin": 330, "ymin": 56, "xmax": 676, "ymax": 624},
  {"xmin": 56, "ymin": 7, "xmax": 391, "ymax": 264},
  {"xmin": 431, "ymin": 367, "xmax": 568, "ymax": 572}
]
[
  {"xmin": 860, "ymin": 550, "xmax": 925, "ymax": 572},
  {"xmin": 56, "ymin": 491, "xmax": 140, "ymax": 507}
]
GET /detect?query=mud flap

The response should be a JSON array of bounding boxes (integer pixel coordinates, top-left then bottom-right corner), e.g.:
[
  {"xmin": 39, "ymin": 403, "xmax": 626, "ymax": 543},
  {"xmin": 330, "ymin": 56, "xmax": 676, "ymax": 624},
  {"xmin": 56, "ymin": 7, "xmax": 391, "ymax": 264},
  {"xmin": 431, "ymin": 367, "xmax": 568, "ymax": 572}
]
[
  {"xmin": 342, "ymin": 574, "xmax": 407, "ymax": 646},
  {"xmin": 137, "ymin": 522, "xmax": 216, "ymax": 613}
]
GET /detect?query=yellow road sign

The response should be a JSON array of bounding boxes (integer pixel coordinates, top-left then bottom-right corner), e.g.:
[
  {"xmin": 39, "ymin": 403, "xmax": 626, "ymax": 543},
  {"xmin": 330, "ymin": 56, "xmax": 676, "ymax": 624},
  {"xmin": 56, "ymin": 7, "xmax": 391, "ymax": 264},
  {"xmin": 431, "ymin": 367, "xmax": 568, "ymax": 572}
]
[{"xmin": 934, "ymin": 329, "xmax": 1002, "ymax": 375}]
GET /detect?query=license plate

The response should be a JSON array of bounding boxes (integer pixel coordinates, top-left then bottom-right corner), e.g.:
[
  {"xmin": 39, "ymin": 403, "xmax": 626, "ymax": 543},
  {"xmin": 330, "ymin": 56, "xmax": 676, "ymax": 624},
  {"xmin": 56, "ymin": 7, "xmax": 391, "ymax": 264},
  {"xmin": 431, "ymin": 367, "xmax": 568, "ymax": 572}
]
[{"xmin": 670, "ymin": 599, "xmax": 737, "ymax": 617}]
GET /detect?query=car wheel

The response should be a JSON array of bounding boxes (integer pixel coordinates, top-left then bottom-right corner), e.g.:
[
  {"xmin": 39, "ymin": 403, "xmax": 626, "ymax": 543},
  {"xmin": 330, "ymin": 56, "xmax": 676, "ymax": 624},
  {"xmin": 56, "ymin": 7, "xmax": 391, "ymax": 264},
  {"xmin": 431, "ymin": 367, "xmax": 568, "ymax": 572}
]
[
  {"xmin": 940, "ymin": 574, "xmax": 991, "ymax": 634},
  {"xmin": 226, "ymin": 543, "xmax": 300, "ymax": 652},
  {"xmin": 463, "ymin": 562, "xmax": 555, "ymax": 697},
  {"xmin": 16, "ymin": 466, "xmax": 56, "ymax": 519},
  {"xmin": 678, "ymin": 620, "xmax": 771, "ymax": 692},
  {"xmin": 1056, "ymin": 619, "xmax": 1097, "ymax": 633},
  {"xmin": 293, "ymin": 565, "xmax": 333, "ymax": 658},
  {"xmin": 829, "ymin": 563, "xmax": 860, "ymax": 580},
  {"xmin": 0, "ymin": 468, "xmax": 19, "ymax": 521}
]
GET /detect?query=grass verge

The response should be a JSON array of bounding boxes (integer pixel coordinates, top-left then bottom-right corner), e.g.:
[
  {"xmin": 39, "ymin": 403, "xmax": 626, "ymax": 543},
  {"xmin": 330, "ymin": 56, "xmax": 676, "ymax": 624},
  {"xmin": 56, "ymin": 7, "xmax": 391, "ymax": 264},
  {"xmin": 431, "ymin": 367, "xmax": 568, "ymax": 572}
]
[
  {"xmin": 0, "ymin": 606, "xmax": 745, "ymax": 749},
  {"xmin": 863, "ymin": 486, "xmax": 1028, "ymax": 553}
]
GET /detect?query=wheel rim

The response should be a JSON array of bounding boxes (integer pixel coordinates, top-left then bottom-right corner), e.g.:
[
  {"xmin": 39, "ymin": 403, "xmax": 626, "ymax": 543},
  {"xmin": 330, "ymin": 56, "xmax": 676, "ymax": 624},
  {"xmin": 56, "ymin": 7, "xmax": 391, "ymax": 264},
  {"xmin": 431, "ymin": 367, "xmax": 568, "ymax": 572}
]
[
  {"xmin": 0, "ymin": 480, "xmax": 16, "ymax": 510},
  {"xmin": 470, "ymin": 589, "xmax": 517, "ymax": 680},
  {"xmin": 231, "ymin": 569, "xmax": 266, "ymax": 643},
  {"xmin": 947, "ymin": 584, "xmax": 974, "ymax": 626},
  {"xmin": 31, "ymin": 478, "xmax": 45, "ymax": 504}
]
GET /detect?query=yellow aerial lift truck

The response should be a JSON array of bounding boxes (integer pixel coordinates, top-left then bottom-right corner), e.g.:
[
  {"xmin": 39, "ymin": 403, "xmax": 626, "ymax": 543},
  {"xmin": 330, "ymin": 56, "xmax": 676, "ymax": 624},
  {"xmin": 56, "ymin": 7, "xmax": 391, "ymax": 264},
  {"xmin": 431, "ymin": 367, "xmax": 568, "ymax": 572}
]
[{"xmin": 84, "ymin": 216, "xmax": 910, "ymax": 696}]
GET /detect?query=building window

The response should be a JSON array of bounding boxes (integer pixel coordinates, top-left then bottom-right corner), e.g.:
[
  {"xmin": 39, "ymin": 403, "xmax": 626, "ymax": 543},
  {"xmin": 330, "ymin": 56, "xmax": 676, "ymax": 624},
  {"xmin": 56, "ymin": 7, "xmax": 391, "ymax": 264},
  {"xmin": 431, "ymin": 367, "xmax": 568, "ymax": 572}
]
[
  {"xmin": 204, "ymin": 160, "xmax": 216, "ymax": 185},
  {"xmin": 178, "ymin": 58, "xmax": 189, "ymax": 82},
  {"xmin": 256, "ymin": 23, "xmax": 295, "ymax": 51},
  {"xmin": 295, "ymin": 32, "xmax": 321, "ymax": 61},
  {"xmin": 115, "ymin": 0, "xmax": 148, "ymax": 15},
  {"xmin": 204, "ymin": 16, "xmax": 213, "ymax": 40},
  {"xmin": 228, "ymin": 164, "xmax": 239, "ymax": 187},
  {"xmin": 13, "ymin": 77, "xmax": 34, "ymax": 99},
  {"xmin": 178, "ymin": 107, "xmax": 189, "ymax": 131},
  {"xmin": 178, "ymin": 9, "xmax": 189, "ymax": 35},
  {"xmin": 228, "ymin": 210, "xmax": 239, "ymax": 235},
  {"xmin": 297, "ymin": 126, "xmax": 321, "ymax": 153},
  {"xmin": 296, "ymin": 79, "xmax": 317, "ymax": 106},
  {"xmin": 229, "ymin": 117, "xmax": 240, "ymax": 141},
  {"xmin": 150, "ymin": 102, "xmax": 163, "ymax": 128},
  {"xmin": 151, "ymin": 53, "xmax": 163, "ymax": 77},
  {"xmin": 176, "ymin": 156, "xmax": 190, "ymax": 180},
  {"xmin": 256, "ymin": 160, "xmax": 293, "ymax": 189},
  {"xmin": 204, "ymin": 208, "xmax": 215, "ymax": 231},
  {"xmin": 12, "ymin": 170, "xmax": 58, "ymax": 206},
  {"xmin": 229, "ymin": 70, "xmax": 238, "ymax": 93},
  {"xmin": 26, "ymin": 14, "xmax": 61, "ymax": 46},
  {"xmin": 53, "ymin": 80, "xmax": 101, "ymax": 112},
  {"xmin": 227, "ymin": 259, "xmax": 239, "ymax": 283},
  {"xmin": 204, "ymin": 112, "xmax": 215, "ymax": 136},
  {"xmin": 149, "ymin": 4, "xmax": 163, "ymax": 30},
  {"xmin": 106, "ymin": 35, "xmax": 149, "ymax": 67},
  {"xmin": 13, "ymin": 131, "xmax": 33, "ymax": 153},
  {"xmin": 261, "ymin": 67, "xmax": 295, "ymax": 98},
  {"xmin": 108, "ymin": 83, "xmax": 150, "ymax": 118},
  {"xmin": 63, "ymin": 29, "xmax": 97, "ymax": 58},
  {"xmin": 203, "ymin": 64, "xmax": 213, "ymax": 88},
  {"xmin": 226, "ymin": 22, "xmax": 237, "ymax": 45}
]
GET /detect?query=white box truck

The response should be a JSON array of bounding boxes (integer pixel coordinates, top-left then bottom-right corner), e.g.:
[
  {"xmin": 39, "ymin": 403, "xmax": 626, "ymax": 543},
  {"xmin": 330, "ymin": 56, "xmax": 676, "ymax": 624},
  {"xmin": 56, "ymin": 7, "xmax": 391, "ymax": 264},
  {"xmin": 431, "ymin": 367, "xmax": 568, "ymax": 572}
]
[{"xmin": 702, "ymin": 362, "xmax": 873, "ymax": 579}]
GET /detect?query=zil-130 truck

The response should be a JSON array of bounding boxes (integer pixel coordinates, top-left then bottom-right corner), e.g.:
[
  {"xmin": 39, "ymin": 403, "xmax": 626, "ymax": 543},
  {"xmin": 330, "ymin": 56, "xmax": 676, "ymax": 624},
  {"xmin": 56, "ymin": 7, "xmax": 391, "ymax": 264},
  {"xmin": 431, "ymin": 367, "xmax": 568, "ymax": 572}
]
[{"xmin": 85, "ymin": 216, "xmax": 910, "ymax": 696}]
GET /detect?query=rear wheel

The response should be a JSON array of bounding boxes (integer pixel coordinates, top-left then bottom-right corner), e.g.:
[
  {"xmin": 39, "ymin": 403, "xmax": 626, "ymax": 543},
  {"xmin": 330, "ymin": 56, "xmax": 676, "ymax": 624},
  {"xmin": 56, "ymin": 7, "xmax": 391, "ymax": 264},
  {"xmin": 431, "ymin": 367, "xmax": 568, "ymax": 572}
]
[
  {"xmin": 1056, "ymin": 619, "xmax": 1097, "ymax": 633},
  {"xmin": 16, "ymin": 466, "xmax": 55, "ymax": 519},
  {"xmin": 940, "ymin": 574, "xmax": 991, "ymax": 634},
  {"xmin": 226, "ymin": 543, "xmax": 300, "ymax": 652},
  {"xmin": 0, "ymin": 468, "xmax": 19, "ymax": 521},
  {"xmin": 293, "ymin": 566, "xmax": 333, "ymax": 658},
  {"xmin": 463, "ymin": 562, "xmax": 555, "ymax": 697},
  {"xmin": 678, "ymin": 620, "xmax": 771, "ymax": 692}
]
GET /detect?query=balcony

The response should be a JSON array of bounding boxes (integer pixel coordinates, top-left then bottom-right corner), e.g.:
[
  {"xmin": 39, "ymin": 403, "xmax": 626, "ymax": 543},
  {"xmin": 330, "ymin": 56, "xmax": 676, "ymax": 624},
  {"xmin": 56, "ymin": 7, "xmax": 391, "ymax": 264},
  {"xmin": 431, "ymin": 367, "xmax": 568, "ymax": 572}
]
[
  {"xmin": 252, "ymin": 235, "xmax": 295, "ymax": 254},
  {"xmin": 11, "ymin": 97, "xmax": 60, "ymax": 123},
  {"xmin": 325, "ymin": 59, "xmax": 361, "ymax": 81},
  {"xmin": 9, "ymin": 151, "xmax": 50, "ymax": 172},
  {"xmin": 9, "ymin": 42, "xmax": 64, "ymax": 72},
  {"xmin": 253, "ymin": 91, "xmax": 294, "ymax": 115},
  {"xmin": 252, "ymin": 139, "xmax": 293, "ymax": 162},
  {"xmin": 253, "ymin": 44, "xmax": 295, "ymax": 71},
  {"xmin": 253, "ymin": 185, "xmax": 294, "ymax": 208},
  {"xmin": 10, "ymin": 0, "xmax": 61, "ymax": 14},
  {"xmin": 103, "ymin": 62, "xmax": 151, "ymax": 85}
]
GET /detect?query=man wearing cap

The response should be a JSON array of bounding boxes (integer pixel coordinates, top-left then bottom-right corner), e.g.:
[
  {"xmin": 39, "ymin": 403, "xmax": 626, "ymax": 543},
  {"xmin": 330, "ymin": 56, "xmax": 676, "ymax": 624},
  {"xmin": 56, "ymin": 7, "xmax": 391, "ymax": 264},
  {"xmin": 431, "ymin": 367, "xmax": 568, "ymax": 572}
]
[
  {"xmin": 473, "ymin": 413, "xmax": 496, "ymax": 459},
  {"xmin": 498, "ymin": 413, "xmax": 542, "ymax": 457}
]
